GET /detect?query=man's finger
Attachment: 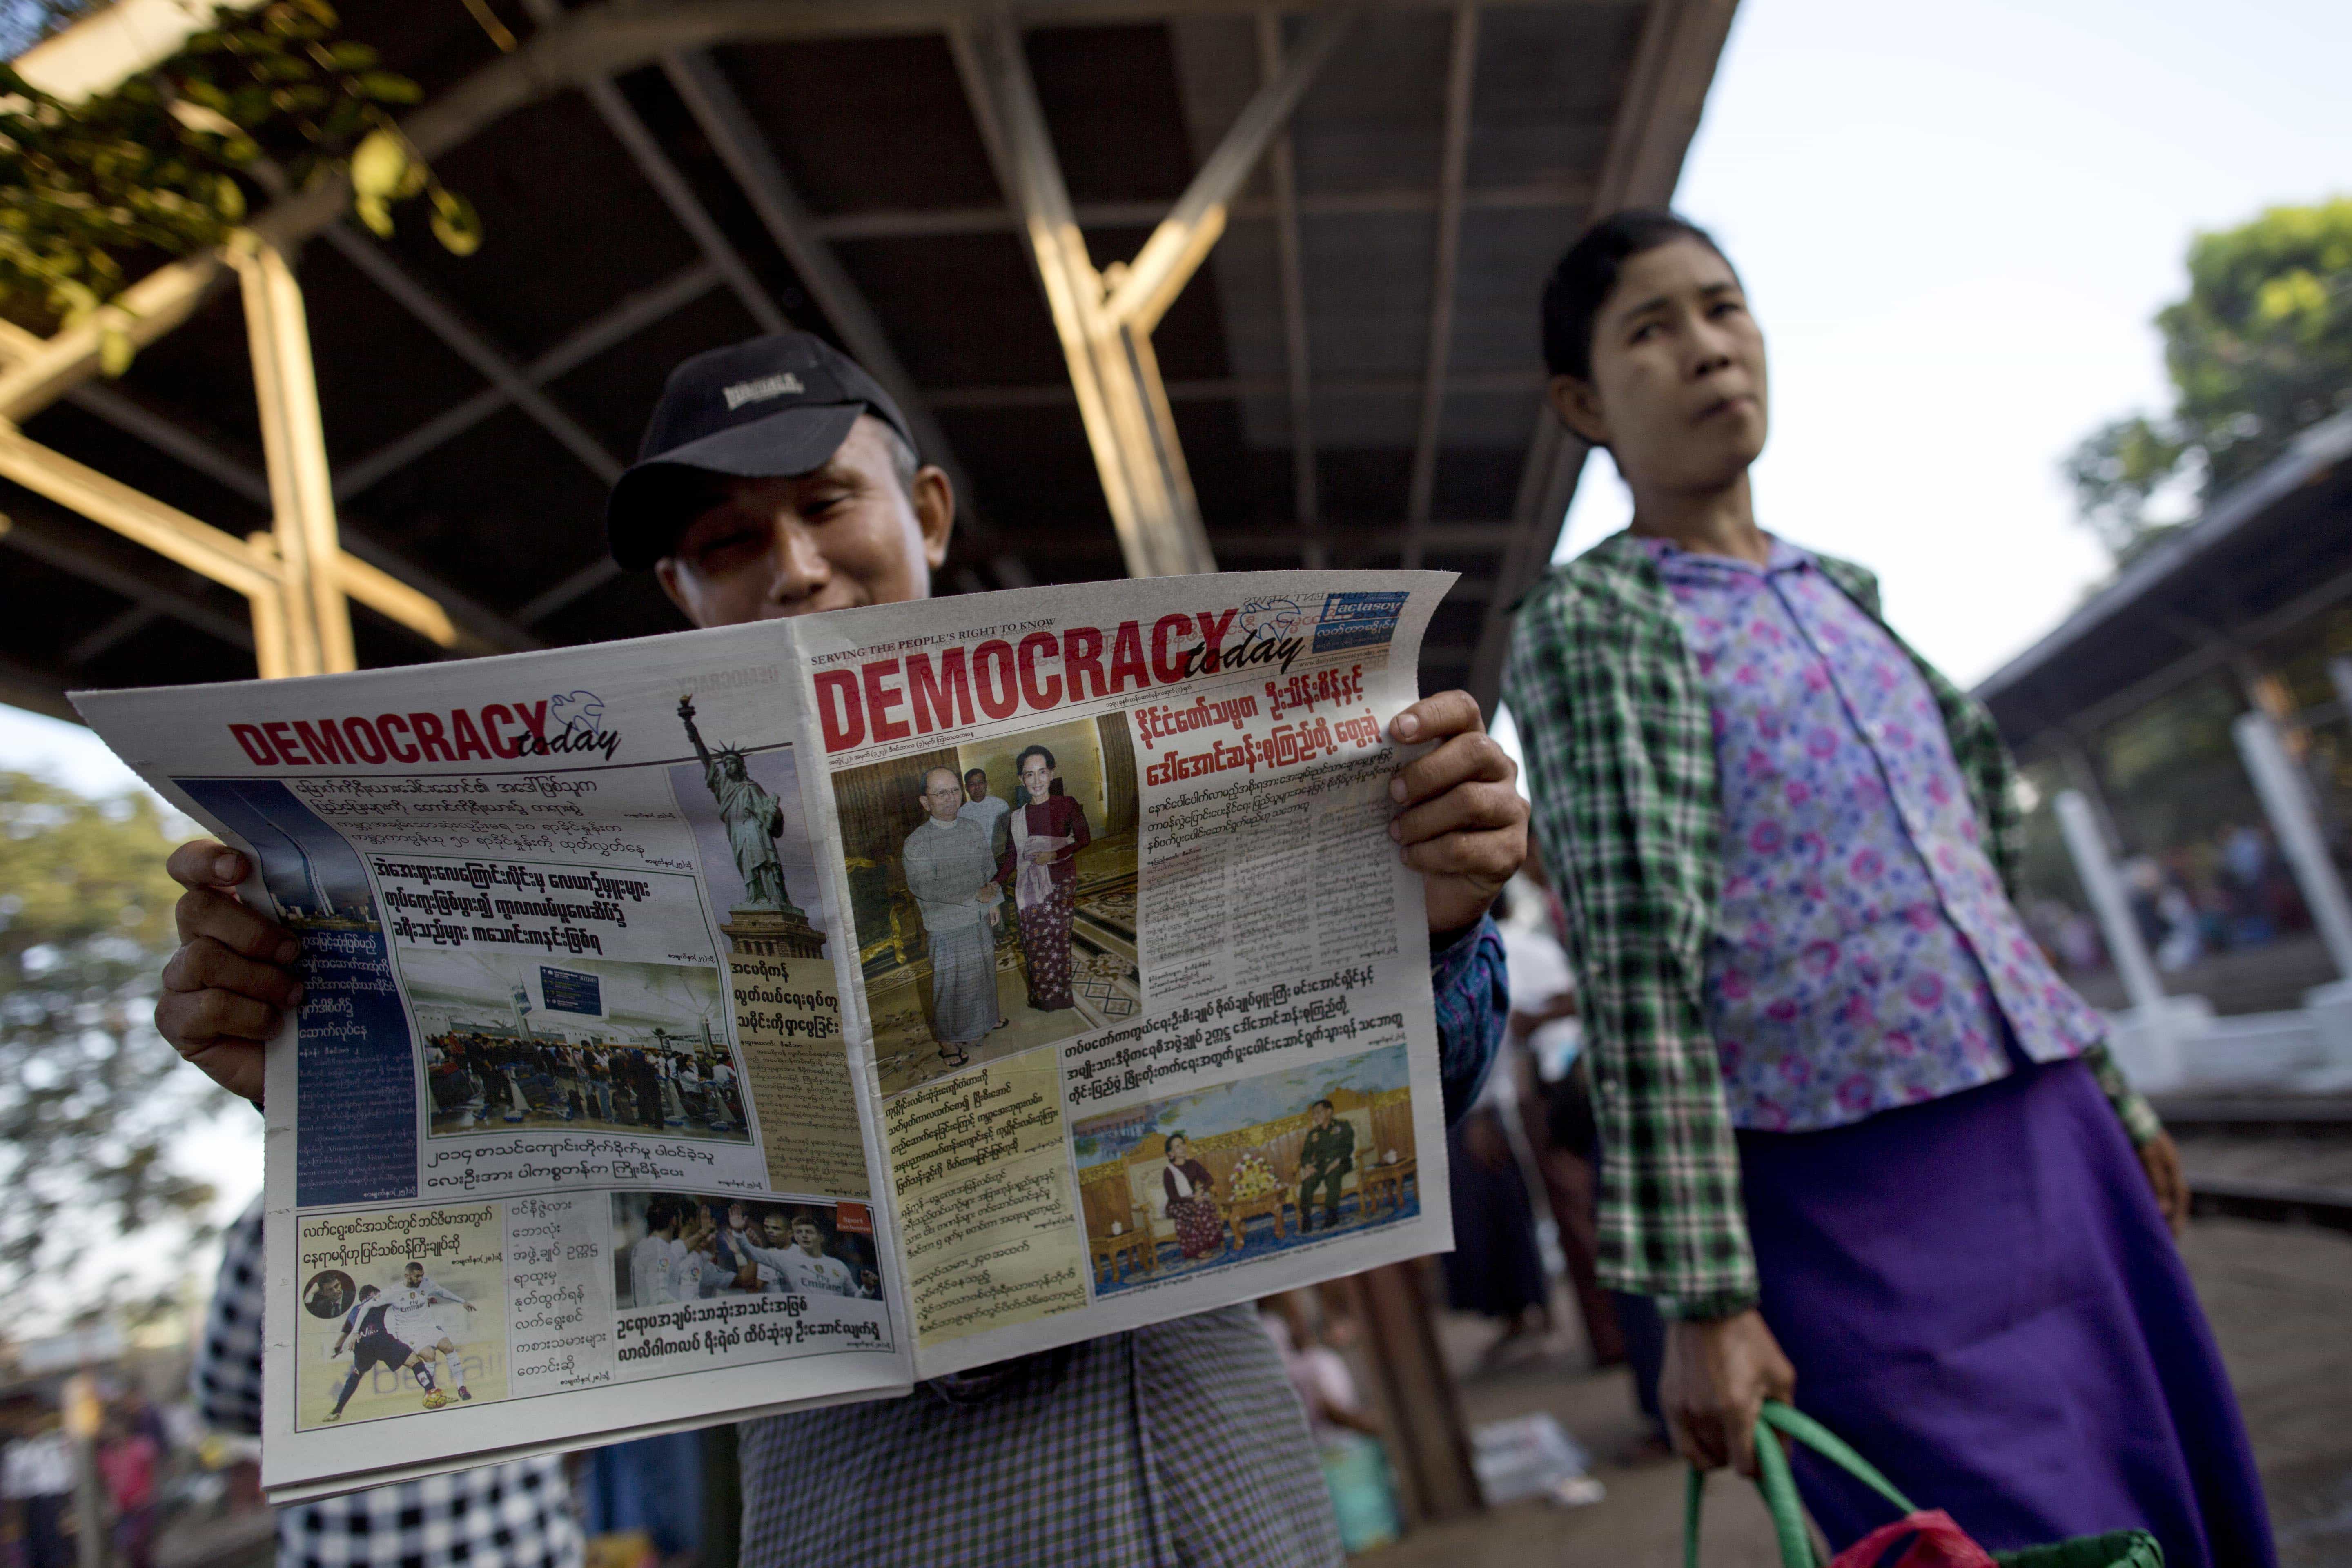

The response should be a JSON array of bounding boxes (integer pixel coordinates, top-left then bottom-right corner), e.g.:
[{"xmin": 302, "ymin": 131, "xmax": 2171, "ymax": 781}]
[
  {"xmin": 178, "ymin": 1040, "xmax": 266, "ymax": 1105},
  {"xmin": 163, "ymin": 935, "xmax": 305, "ymax": 1007},
  {"xmin": 1400, "ymin": 827, "xmax": 1524, "ymax": 885},
  {"xmin": 1389, "ymin": 689, "xmax": 1485, "ymax": 746},
  {"xmin": 1390, "ymin": 780, "xmax": 1526, "ymax": 848},
  {"xmin": 175, "ymin": 885, "xmax": 301, "ymax": 965},
  {"xmin": 167, "ymin": 838, "xmax": 249, "ymax": 891},
  {"xmin": 1389, "ymin": 730, "xmax": 1515, "ymax": 808},
  {"xmin": 158, "ymin": 986, "xmax": 282, "ymax": 1051}
]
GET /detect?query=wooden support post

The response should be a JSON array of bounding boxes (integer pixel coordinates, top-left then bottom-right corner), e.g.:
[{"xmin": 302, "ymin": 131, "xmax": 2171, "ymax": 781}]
[
  {"xmin": 1343, "ymin": 1261, "xmax": 1482, "ymax": 1524},
  {"xmin": 235, "ymin": 236, "xmax": 354, "ymax": 675},
  {"xmin": 963, "ymin": 9, "xmax": 1353, "ymax": 580},
  {"xmin": 968, "ymin": 15, "xmax": 1211, "ymax": 579}
]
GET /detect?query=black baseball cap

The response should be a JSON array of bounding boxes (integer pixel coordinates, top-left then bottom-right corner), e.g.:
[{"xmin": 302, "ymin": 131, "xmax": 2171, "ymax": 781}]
[{"xmin": 606, "ymin": 331, "xmax": 916, "ymax": 570}]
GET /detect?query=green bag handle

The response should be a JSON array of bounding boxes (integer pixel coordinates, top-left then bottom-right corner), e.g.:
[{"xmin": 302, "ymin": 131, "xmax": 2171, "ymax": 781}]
[{"xmin": 1684, "ymin": 1400, "xmax": 1920, "ymax": 1568}]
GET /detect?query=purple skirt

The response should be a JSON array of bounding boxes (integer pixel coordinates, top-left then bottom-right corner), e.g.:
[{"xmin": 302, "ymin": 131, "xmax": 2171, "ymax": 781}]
[{"xmin": 1740, "ymin": 1058, "xmax": 2274, "ymax": 1568}]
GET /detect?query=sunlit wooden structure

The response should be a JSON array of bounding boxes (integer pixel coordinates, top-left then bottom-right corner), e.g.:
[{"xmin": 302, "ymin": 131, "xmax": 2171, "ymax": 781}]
[{"xmin": 1, "ymin": 0, "xmax": 1736, "ymax": 723}]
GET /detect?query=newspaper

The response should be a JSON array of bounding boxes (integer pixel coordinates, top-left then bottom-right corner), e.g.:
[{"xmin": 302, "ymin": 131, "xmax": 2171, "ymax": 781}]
[{"xmin": 74, "ymin": 570, "xmax": 1461, "ymax": 1501}]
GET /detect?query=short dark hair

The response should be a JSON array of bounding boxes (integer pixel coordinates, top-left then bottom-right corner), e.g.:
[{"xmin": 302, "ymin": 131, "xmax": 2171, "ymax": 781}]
[
  {"xmin": 1311, "ymin": 1098, "xmax": 1334, "ymax": 1112},
  {"xmin": 1016, "ymin": 744, "xmax": 1056, "ymax": 772},
  {"xmin": 964, "ymin": 768, "xmax": 986, "ymax": 782},
  {"xmin": 1540, "ymin": 208, "xmax": 1733, "ymax": 381}
]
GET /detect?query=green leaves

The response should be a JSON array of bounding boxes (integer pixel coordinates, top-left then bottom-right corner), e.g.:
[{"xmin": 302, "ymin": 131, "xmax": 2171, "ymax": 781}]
[
  {"xmin": 429, "ymin": 187, "xmax": 481, "ymax": 256},
  {"xmin": 348, "ymin": 126, "xmax": 405, "ymax": 235},
  {"xmin": 0, "ymin": 772, "xmax": 232, "ymax": 1320},
  {"xmin": 2068, "ymin": 199, "xmax": 2352, "ymax": 564},
  {"xmin": 0, "ymin": 0, "xmax": 481, "ymax": 337}
]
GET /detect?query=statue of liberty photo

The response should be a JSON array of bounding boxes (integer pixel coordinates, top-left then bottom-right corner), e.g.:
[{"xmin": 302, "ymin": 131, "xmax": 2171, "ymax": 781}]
[{"xmin": 679, "ymin": 695, "xmax": 806, "ymax": 918}]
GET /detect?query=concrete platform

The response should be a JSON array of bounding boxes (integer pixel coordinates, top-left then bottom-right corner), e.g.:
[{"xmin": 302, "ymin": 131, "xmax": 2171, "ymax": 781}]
[{"xmin": 1358, "ymin": 1218, "xmax": 2352, "ymax": 1565}]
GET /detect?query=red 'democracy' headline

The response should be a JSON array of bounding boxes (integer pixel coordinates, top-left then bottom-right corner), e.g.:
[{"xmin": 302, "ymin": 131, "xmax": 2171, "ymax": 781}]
[
  {"xmin": 224, "ymin": 699, "xmax": 622, "ymax": 768},
  {"xmin": 814, "ymin": 608, "xmax": 1304, "ymax": 755}
]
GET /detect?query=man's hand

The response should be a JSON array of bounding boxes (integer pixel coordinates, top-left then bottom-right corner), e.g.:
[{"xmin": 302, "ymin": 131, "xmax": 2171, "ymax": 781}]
[
  {"xmin": 158, "ymin": 839, "xmax": 303, "ymax": 1106},
  {"xmin": 1659, "ymin": 1310, "xmax": 1796, "ymax": 1477},
  {"xmin": 2140, "ymin": 1131, "xmax": 2190, "ymax": 1238},
  {"xmin": 985, "ymin": 906, "xmax": 1001, "ymax": 929},
  {"xmin": 1388, "ymin": 692, "xmax": 1530, "ymax": 933}
]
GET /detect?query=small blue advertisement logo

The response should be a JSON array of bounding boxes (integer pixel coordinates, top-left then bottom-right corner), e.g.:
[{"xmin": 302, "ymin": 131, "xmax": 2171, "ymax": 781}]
[{"xmin": 1311, "ymin": 591, "xmax": 1408, "ymax": 653}]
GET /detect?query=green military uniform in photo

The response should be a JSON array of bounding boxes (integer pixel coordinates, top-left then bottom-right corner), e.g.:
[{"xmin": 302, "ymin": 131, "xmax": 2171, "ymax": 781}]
[{"xmin": 1298, "ymin": 1117, "xmax": 1356, "ymax": 1227}]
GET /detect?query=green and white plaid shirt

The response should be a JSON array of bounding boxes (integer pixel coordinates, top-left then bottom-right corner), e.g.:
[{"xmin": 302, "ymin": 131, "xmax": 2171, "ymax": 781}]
[{"xmin": 1504, "ymin": 530, "xmax": 2162, "ymax": 1321}]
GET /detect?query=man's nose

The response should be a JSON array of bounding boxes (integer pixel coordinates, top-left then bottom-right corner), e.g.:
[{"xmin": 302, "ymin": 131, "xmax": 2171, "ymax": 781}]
[{"xmin": 764, "ymin": 516, "xmax": 830, "ymax": 602}]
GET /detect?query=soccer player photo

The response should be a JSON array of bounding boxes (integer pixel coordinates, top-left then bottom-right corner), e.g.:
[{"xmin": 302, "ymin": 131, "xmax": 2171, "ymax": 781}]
[
  {"xmin": 609, "ymin": 1192, "xmax": 884, "ymax": 1310},
  {"xmin": 294, "ymin": 1206, "xmax": 510, "ymax": 1430}
]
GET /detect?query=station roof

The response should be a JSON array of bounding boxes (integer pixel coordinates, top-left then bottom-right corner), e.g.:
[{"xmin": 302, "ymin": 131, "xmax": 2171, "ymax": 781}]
[
  {"xmin": 1975, "ymin": 410, "xmax": 2352, "ymax": 755},
  {"xmin": 0, "ymin": 0, "xmax": 1737, "ymax": 722}
]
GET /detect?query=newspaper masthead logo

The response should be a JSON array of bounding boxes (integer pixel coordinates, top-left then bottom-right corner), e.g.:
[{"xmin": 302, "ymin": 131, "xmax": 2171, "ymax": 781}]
[
  {"xmin": 813, "ymin": 607, "xmax": 1310, "ymax": 754},
  {"xmin": 225, "ymin": 691, "xmax": 623, "ymax": 766}
]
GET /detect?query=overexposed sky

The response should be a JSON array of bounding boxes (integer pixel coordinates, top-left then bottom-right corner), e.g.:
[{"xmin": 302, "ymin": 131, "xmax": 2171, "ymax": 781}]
[{"xmin": 1555, "ymin": 0, "xmax": 2352, "ymax": 688}]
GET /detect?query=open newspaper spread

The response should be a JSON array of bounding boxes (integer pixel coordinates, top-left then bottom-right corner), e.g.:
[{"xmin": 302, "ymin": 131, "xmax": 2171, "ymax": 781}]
[{"xmin": 74, "ymin": 570, "xmax": 1461, "ymax": 1501}]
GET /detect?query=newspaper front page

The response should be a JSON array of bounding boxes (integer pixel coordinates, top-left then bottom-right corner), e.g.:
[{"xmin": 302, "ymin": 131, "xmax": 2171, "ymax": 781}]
[
  {"xmin": 788, "ymin": 570, "xmax": 1457, "ymax": 1376},
  {"xmin": 74, "ymin": 569, "xmax": 1460, "ymax": 1499},
  {"xmin": 81, "ymin": 622, "xmax": 907, "ymax": 1501}
]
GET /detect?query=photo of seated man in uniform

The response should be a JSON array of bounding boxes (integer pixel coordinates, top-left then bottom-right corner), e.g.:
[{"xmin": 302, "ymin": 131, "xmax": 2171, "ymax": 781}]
[
  {"xmin": 1074, "ymin": 1043, "xmax": 1420, "ymax": 1294},
  {"xmin": 833, "ymin": 714, "xmax": 1142, "ymax": 1093},
  {"xmin": 1296, "ymin": 1099, "xmax": 1356, "ymax": 1232}
]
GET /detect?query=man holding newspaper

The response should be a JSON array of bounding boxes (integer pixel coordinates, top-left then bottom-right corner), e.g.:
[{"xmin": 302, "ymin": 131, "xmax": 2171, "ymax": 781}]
[{"xmin": 158, "ymin": 331, "xmax": 1525, "ymax": 1566}]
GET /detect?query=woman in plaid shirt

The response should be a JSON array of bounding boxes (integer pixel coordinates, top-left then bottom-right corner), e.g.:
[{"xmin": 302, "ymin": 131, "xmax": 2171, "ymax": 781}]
[{"xmin": 1504, "ymin": 212, "xmax": 2271, "ymax": 1566}]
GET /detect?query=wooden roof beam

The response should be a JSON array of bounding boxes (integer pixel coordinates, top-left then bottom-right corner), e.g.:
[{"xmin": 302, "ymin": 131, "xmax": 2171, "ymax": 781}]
[
  {"xmin": 335, "ymin": 260, "xmax": 720, "ymax": 501},
  {"xmin": 320, "ymin": 226, "xmax": 625, "ymax": 486},
  {"xmin": 516, "ymin": 0, "xmax": 789, "ymax": 336},
  {"xmin": 1, "ymin": 323, "xmax": 520, "ymax": 656},
  {"xmin": 804, "ymin": 182, "xmax": 1594, "ymax": 241},
  {"xmin": 0, "ymin": 507, "xmax": 256, "ymax": 653},
  {"xmin": 657, "ymin": 46, "xmax": 1031, "ymax": 587},
  {"xmin": 1401, "ymin": 3, "xmax": 1478, "ymax": 568},
  {"xmin": 1102, "ymin": 4, "xmax": 1359, "ymax": 333},
  {"xmin": 1259, "ymin": 10, "xmax": 1321, "ymax": 566}
]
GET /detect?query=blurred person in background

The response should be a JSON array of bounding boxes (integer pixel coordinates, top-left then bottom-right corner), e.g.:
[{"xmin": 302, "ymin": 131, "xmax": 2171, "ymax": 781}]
[
  {"xmin": 2, "ymin": 1414, "xmax": 73, "ymax": 1568},
  {"xmin": 1261, "ymin": 1294, "xmax": 1399, "ymax": 1554},
  {"xmin": 1498, "ymin": 868, "xmax": 1625, "ymax": 1369},
  {"xmin": 1505, "ymin": 209, "xmax": 2269, "ymax": 1567},
  {"xmin": 97, "ymin": 1407, "xmax": 159, "ymax": 1568}
]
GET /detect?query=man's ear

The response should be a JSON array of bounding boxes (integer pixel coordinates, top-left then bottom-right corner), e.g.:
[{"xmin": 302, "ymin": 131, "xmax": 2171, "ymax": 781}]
[
  {"xmin": 654, "ymin": 558, "xmax": 693, "ymax": 619},
  {"xmin": 913, "ymin": 465, "xmax": 955, "ymax": 570},
  {"xmin": 1548, "ymin": 374, "xmax": 1611, "ymax": 448}
]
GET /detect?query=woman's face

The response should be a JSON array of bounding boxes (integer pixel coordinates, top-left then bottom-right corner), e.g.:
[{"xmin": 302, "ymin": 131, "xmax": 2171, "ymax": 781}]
[
  {"xmin": 1551, "ymin": 237, "xmax": 1768, "ymax": 496},
  {"xmin": 1167, "ymin": 1137, "xmax": 1190, "ymax": 1162},
  {"xmin": 1020, "ymin": 756, "xmax": 1053, "ymax": 799}
]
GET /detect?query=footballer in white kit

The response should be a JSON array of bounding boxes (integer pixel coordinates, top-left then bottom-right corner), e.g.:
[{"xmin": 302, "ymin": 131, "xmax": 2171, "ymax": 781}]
[
  {"xmin": 749, "ymin": 1213, "xmax": 878, "ymax": 1299},
  {"xmin": 383, "ymin": 1260, "xmax": 475, "ymax": 1405}
]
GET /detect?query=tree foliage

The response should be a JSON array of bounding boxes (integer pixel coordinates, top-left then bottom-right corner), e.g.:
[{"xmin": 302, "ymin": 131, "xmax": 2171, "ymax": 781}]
[
  {"xmin": 0, "ymin": 772, "xmax": 236, "ymax": 1319},
  {"xmin": 0, "ymin": 0, "xmax": 474, "ymax": 359},
  {"xmin": 2068, "ymin": 198, "xmax": 2352, "ymax": 562}
]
